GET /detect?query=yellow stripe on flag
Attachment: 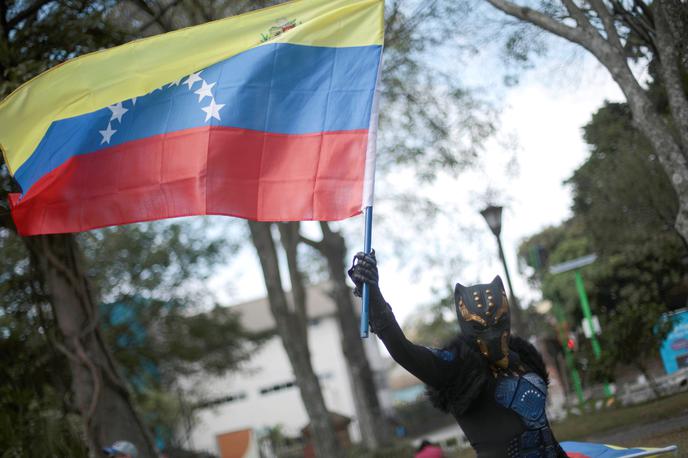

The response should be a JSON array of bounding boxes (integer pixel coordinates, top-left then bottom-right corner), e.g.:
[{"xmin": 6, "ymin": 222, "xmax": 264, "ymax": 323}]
[{"xmin": 0, "ymin": 0, "xmax": 384, "ymax": 175}]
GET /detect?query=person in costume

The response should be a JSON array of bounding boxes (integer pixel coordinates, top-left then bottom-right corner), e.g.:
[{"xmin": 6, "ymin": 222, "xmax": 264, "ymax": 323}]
[{"xmin": 348, "ymin": 251, "xmax": 567, "ymax": 458}]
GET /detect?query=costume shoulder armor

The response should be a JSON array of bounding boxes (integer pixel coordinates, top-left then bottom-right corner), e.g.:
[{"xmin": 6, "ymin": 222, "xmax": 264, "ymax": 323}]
[
  {"xmin": 426, "ymin": 335, "xmax": 488, "ymax": 415},
  {"xmin": 427, "ymin": 347, "xmax": 455, "ymax": 362},
  {"xmin": 510, "ymin": 336, "xmax": 549, "ymax": 385}
]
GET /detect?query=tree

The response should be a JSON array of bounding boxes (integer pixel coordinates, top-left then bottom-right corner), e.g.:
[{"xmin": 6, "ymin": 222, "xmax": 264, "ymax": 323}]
[
  {"xmin": 567, "ymin": 102, "xmax": 685, "ymax": 388},
  {"xmin": 108, "ymin": 1, "xmax": 352, "ymax": 453},
  {"xmin": 0, "ymin": 236, "xmax": 88, "ymax": 457},
  {"xmin": 571, "ymin": 101, "xmax": 680, "ymax": 251},
  {"xmin": 0, "ymin": 2, "xmax": 162, "ymax": 455},
  {"xmin": 287, "ymin": 0, "xmax": 498, "ymax": 447},
  {"xmin": 249, "ymin": 221, "xmax": 342, "ymax": 458},
  {"xmin": 117, "ymin": 2, "xmax": 496, "ymax": 454},
  {"xmin": 586, "ymin": 244, "xmax": 679, "ymax": 396},
  {"xmin": 300, "ymin": 222, "xmax": 394, "ymax": 449},
  {"xmin": 484, "ymin": 0, "xmax": 688, "ymax": 245},
  {"xmin": 2, "ymin": 1, "xmax": 498, "ymax": 454},
  {"xmin": 518, "ymin": 99, "xmax": 687, "ymax": 391},
  {"xmin": 377, "ymin": 0, "xmax": 496, "ymax": 176},
  {"xmin": 0, "ymin": 219, "xmax": 264, "ymax": 453},
  {"xmin": 80, "ymin": 223, "xmax": 265, "ymax": 448},
  {"xmin": 519, "ymin": 221, "xmax": 594, "ymax": 314},
  {"xmin": 24, "ymin": 234, "xmax": 161, "ymax": 455}
]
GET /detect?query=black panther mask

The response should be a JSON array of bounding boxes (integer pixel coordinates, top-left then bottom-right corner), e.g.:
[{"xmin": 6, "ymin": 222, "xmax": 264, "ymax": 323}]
[{"xmin": 454, "ymin": 276, "xmax": 511, "ymax": 368}]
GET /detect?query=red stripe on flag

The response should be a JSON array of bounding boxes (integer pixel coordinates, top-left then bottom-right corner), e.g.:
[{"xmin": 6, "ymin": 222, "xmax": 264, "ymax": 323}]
[{"xmin": 10, "ymin": 126, "xmax": 368, "ymax": 235}]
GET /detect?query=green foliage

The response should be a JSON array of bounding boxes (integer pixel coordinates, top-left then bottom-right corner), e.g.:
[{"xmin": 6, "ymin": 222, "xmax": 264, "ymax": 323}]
[
  {"xmin": 0, "ymin": 3, "xmax": 129, "ymax": 452},
  {"xmin": 79, "ymin": 222, "xmax": 231, "ymax": 302},
  {"xmin": 0, "ymin": 1, "xmax": 500, "ymax": 453},
  {"xmin": 591, "ymin": 301, "xmax": 673, "ymax": 382},
  {"xmin": 570, "ymin": 102, "xmax": 679, "ymax": 251},
  {"xmin": 519, "ymin": 219, "xmax": 594, "ymax": 314},
  {"xmin": 0, "ymin": 0, "xmax": 126, "ymax": 96},
  {"xmin": 80, "ymin": 223, "xmax": 265, "ymax": 446},
  {"xmin": 1, "ymin": 220, "xmax": 264, "ymax": 451},
  {"xmin": 0, "ymin": 222, "xmax": 87, "ymax": 454},
  {"xmin": 377, "ymin": 1, "xmax": 496, "ymax": 180},
  {"xmin": 0, "ymin": 339, "xmax": 88, "ymax": 457}
]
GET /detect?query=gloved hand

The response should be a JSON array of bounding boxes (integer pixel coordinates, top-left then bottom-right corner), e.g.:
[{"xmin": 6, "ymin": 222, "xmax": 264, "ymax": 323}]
[
  {"xmin": 348, "ymin": 250, "xmax": 379, "ymax": 296},
  {"xmin": 348, "ymin": 250, "xmax": 394, "ymax": 332}
]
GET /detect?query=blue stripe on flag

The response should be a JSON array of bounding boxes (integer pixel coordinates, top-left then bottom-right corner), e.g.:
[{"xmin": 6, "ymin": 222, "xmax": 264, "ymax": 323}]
[{"xmin": 15, "ymin": 43, "xmax": 382, "ymax": 194}]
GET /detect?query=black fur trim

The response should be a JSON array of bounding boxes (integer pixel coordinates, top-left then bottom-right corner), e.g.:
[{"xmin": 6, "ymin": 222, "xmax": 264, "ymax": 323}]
[
  {"xmin": 425, "ymin": 335, "xmax": 550, "ymax": 415},
  {"xmin": 509, "ymin": 336, "xmax": 549, "ymax": 385},
  {"xmin": 425, "ymin": 335, "xmax": 488, "ymax": 415}
]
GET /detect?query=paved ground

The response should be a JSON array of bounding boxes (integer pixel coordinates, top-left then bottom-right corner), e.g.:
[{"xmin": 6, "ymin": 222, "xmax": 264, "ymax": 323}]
[
  {"xmin": 425, "ymin": 410, "xmax": 688, "ymax": 457},
  {"xmin": 417, "ymin": 410, "xmax": 688, "ymax": 447},
  {"xmin": 585, "ymin": 411, "xmax": 688, "ymax": 445}
]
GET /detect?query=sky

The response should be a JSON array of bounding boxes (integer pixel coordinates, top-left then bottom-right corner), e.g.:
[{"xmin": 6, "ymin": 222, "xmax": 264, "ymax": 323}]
[
  {"xmin": 381, "ymin": 61, "xmax": 624, "ymax": 323},
  {"xmin": 207, "ymin": 27, "xmax": 626, "ymax": 330},
  {"xmin": 346, "ymin": 53, "xmax": 626, "ymax": 326}
]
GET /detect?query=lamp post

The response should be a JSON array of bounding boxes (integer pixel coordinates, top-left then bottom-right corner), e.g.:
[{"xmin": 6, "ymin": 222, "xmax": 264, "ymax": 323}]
[{"xmin": 480, "ymin": 205, "xmax": 525, "ymax": 336}]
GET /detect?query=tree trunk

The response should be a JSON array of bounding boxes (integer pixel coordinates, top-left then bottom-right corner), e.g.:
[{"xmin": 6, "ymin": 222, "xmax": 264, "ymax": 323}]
[
  {"xmin": 248, "ymin": 221, "xmax": 342, "ymax": 458},
  {"xmin": 558, "ymin": 10, "xmax": 688, "ymax": 247},
  {"xmin": 277, "ymin": 222, "xmax": 308, "ymax": 324},
  {"xmin": 483, "ymin": 0, "xmax": 688, "ymax": 245},
  {"xmin": 26, "ymin": 234, "xmax": 157, "ymax": 457},
  {"xmin": 315, "ymin": 222, "xmax": 393, "ymax": 449},
  {"xmin": 594, "ymin": 46, "xmax": 688, "ymax": 246}
]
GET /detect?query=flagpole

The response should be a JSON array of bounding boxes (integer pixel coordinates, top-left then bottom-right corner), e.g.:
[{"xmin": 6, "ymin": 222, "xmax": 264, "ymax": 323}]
[{"xmin": 360, "ymin": 206, "xmax": 373, "ymax": 338}]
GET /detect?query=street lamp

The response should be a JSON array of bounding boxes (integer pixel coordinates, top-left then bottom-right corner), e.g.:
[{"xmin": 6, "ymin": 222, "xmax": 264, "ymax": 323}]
[{"xmin": 480, "ymin": 205, "xmax": 525, "ymax": 336}]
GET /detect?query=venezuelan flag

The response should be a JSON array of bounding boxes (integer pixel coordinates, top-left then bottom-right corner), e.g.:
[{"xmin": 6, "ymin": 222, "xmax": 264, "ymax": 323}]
[
  {"xmin": 1, "ymin": 0, "xmax": 383, "ymax": 235},
  {"xmin": 561, "ymin": 441, "xmax": 678, "ymax": 457}
]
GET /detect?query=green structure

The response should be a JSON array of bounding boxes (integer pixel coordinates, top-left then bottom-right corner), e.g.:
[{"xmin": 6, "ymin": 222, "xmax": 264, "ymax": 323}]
[
  {"xmin": 552, "ymin": 302, "xmax": 586, "ymax": 408},
  {"xmin": 550, "ymin": 254, "xmax": 613, "ymax": 400}
]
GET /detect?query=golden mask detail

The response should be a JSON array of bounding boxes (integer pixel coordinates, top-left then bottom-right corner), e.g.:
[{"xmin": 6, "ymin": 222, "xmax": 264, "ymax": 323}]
[
  {"xmin": 459, "ymin": 298, "xmax": 487, "ymax": 326},
  {"xmin": 494, "ymin": 291, "xmax": 509, "ymax": 321}
]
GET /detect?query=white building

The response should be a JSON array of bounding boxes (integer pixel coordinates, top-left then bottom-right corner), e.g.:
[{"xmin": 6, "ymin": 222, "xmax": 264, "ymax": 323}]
[{"xmin": 185, "ymin": 284, "xmax": 393, "ymax": 456}]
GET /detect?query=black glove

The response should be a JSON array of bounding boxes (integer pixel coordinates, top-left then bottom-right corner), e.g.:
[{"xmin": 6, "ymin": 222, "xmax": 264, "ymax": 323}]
[
  {"xmin": 348, "ymin": 250, "xmax": 394, "ymax": 333},
  {"xmin": 348, "ymin": 250, "xmax": 379, "ymax": 297}
]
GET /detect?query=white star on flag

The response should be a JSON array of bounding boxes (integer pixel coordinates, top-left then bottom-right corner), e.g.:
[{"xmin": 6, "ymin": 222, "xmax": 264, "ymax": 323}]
[
  {"xmin": 202, "ymin": 100, "xmax": 225, "ymax": 122},
  {"xmin": 99, "ymin": 123, "xmax": 117, "ymax": 144},
  {"xmin": 108, "ymin": 102, "xmax": 128, "ymax": 123},
  {"xmin": 168, "ymin": 77, "xmax": 183, "ymax": 87},
  {"xmin": 184, "ymin": 72, "xmax": 203, "ymax": 89},
  {"xmin": 194, "ymin": 81, "xmax": 216, "ymax": 102}
]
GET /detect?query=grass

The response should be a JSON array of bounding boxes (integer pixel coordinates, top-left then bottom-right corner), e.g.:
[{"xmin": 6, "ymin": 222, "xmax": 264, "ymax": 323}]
[{"xmin": 552, "ymin": 390, "xmax": 688, "ymax": 441}]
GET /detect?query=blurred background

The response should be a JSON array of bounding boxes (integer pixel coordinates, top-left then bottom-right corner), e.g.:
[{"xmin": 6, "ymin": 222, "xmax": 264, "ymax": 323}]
[{"xmin": 1, "ymin": 1, "xmax": 687, "ymax": 457}]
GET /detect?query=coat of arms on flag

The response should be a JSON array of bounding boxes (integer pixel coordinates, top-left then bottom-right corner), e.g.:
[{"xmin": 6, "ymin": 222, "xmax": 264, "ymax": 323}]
[{"xmin": 0, "ymin": 0, "xmax": 384, "ymax": 236}]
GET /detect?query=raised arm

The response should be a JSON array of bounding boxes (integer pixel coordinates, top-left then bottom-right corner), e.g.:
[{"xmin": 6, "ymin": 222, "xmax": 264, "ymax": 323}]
[{"xmin": 348, "ymin": 252, "xmax": 454, "ymax": 388}]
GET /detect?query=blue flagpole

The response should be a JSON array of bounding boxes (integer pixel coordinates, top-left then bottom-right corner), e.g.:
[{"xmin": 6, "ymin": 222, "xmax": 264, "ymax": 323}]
[{"xmin": 360, "ymin": 206, "xmax": 373, "ymax": 338}]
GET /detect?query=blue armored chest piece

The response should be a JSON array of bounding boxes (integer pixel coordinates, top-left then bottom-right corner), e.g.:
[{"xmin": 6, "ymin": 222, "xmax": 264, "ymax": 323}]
[{"xmin": 494, "ymin": 372, "xmax": 547, "ymax": 429}]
